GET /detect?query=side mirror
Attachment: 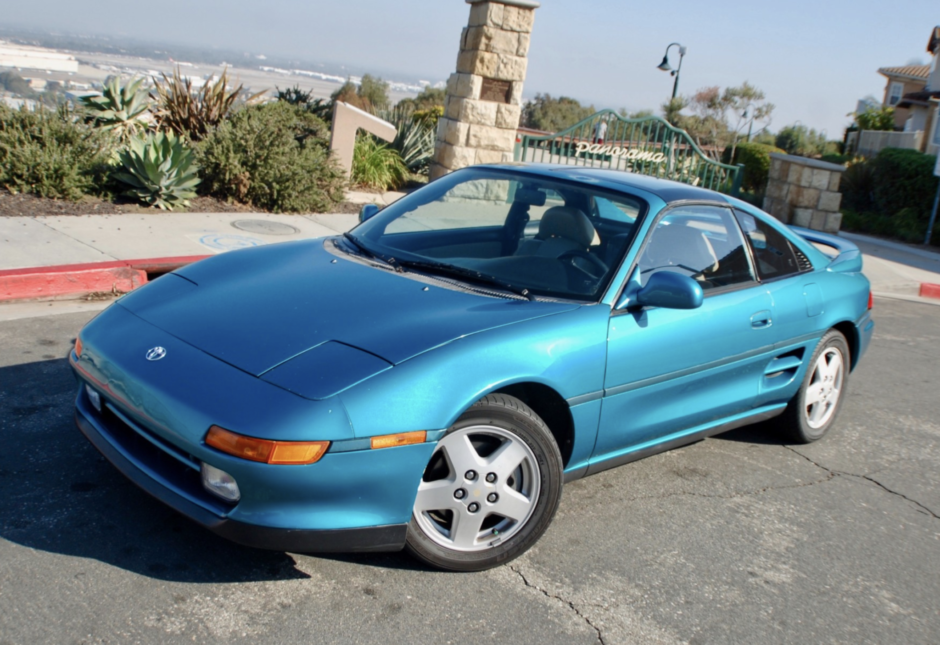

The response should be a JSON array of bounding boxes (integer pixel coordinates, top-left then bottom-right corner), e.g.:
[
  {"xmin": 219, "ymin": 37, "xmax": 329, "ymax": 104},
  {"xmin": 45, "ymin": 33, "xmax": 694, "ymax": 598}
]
[
  {"xmin": 359, "ymin": 203, "xmax": 381, "ymax": 223},
  {"xmin": 634, "ymin": 272, "xmax": 703, "ymax": 310}
]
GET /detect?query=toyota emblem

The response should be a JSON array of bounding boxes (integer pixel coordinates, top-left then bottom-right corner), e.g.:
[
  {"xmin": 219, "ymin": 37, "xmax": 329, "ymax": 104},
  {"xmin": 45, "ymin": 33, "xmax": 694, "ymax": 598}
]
[{"xmin": 145, "ymin": 346, "xmax": 167, "ymax": 361}]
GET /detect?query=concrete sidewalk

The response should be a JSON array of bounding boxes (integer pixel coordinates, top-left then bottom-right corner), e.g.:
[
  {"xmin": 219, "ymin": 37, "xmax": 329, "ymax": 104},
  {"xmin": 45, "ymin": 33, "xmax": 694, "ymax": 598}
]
[
  {"xmin": 0, "ymin": 212, "xmax": 359, "ymax": 270},
  {"xmin": 0, "ymin": 210, "xmax": 938, "ymax": 304}
]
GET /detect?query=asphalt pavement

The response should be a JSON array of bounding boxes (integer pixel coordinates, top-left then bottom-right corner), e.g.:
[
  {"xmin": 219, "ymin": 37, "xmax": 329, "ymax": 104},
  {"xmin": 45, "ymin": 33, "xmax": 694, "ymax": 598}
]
[{"xmin": 0, "ymin": 295, "xmax": 938, "ymax": 644}]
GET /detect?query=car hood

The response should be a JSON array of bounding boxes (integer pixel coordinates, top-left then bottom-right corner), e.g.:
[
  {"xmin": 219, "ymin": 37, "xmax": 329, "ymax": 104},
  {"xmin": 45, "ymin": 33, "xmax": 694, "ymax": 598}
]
[{"xmin": 117, "ymin": 238, "xmax": 580, "ymax": 376}]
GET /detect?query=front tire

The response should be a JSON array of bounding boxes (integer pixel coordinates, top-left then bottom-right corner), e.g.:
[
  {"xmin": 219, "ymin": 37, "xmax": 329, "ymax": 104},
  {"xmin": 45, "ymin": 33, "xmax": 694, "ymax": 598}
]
[
  {"xmin": 778, "ymin": 329, "xmax": 850, "ymax": 444},
  {"xmin": 405, "ymin": 394, "xmax": 563, "ymax": 572}
]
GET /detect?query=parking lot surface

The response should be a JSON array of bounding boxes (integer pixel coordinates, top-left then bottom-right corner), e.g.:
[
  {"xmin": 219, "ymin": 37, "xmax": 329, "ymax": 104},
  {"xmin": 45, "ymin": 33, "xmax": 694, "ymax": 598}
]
[{"xmin": 0, "ymin": 297, "xmax": 937, "ymax": 644}]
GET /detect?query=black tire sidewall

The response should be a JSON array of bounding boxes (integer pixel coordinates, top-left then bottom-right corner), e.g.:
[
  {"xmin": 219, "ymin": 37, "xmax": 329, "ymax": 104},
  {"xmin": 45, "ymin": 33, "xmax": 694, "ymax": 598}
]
[
  {"xmin": 405, "ymin": 395, "xmax": 563, "ymax": 572},
  {"xmin": 788, "ymin": 330, "xmax": 850, "ymax": 443}
]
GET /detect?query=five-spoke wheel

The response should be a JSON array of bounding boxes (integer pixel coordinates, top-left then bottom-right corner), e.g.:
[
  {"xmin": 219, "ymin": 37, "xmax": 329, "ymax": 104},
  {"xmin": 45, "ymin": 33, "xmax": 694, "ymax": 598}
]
[
  {"xmin": 406, "ymin": 394, "xmax": 563, "ymax": 571},
  {"xmin": 777, "ymin": 329, "xmax": 850, "ymax": 443}
]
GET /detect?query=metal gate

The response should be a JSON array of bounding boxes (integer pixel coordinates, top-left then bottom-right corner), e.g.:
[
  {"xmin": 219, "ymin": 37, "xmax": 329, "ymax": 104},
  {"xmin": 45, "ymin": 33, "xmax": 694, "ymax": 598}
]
[{"xmin": 515, "ymin": 110, "xmax": 743, "ymax": 196}]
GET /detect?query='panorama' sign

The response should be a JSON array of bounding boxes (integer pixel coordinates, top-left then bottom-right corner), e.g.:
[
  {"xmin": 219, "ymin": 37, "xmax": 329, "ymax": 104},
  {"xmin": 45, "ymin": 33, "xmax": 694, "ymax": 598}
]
[{"xmin": 574, "ymin": 141, "xmax": 667, "ymax": 164}]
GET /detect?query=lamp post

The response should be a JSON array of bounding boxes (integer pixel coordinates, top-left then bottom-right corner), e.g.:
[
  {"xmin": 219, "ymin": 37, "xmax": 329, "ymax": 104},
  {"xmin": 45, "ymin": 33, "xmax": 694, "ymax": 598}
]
[{"xmin": 657, "ymin": 42, "xmax": 687, "ymax": 99}]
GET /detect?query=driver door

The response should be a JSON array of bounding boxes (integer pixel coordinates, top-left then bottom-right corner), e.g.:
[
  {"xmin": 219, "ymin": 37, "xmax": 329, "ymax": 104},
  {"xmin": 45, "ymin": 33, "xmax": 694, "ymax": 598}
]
[{"xmin": 591, "ymin": 205, "xmax": 775, "ymax": 467}]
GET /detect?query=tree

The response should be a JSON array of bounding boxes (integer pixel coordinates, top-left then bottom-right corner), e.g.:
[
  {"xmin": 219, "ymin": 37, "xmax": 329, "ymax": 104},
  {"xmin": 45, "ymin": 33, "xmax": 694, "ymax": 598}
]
[
  {"xmin": 618, "ymin": 108, "xmax": 654, "ymax": 120},
  {"xmin": 854, "ymin": 106, "xmax": 895, "ymax": 131},
  {"xmin": 358, "ymin": 74, "xmax": 389, "ymax": 111},
  {"xmin": 397, "ymin": 86, "xmax": 446, "ymax": 112},
  {"xmin": 330, "ymin": 74, "xmax": 389, "ymax": 113},
  {"xmin": 521, "ymin": 93, "xmax": 596, "ymax": 132},
  {"xmin": 775, "ymin": 124, "xmax": 829, "ymax": 157},
  {"xmin": 660, "ymin": 97, "xmax": 687, "ymax": 127},
  {"xmin": 0, "ymin": 71, "xmax": 32, "ymax": 96},
  {"xmin": 724, "ymin": 82, "xmax": 774, "ymax": 160}
]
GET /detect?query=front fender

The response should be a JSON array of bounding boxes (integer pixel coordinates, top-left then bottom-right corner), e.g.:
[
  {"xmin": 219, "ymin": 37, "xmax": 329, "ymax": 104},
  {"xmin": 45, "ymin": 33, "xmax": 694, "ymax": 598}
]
[{"xmin": 338, "ymin": 304, "xmax": 610, "ymax": 437}]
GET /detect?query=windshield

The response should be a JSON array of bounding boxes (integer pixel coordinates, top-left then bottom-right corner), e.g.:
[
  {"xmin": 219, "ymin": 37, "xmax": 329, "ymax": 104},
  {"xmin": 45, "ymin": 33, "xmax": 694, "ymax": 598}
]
[{"xmin": 349, "ymin": 168, "xmax": 647, "ymax": 300}]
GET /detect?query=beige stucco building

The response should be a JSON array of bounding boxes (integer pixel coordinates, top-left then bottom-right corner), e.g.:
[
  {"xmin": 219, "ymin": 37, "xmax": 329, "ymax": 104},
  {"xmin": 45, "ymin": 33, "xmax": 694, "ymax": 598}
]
[{"xmin": 896, "ymin": 27, "xmax": 940, "ymax": 156}]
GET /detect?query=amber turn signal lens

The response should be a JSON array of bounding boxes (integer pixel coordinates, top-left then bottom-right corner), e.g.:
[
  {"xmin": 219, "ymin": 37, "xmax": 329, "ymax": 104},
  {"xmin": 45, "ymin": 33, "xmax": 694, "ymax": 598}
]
[
  {"xmin": 205, "ymin": 426, "xmax": 329, "ymax": 465},
  {"xmin": 370, "ymin": 430, "xmax": 427, "ymax": 450},
  {"xmin": 74, "ymin": 337, "xmax": 83, "ymax": 358}
]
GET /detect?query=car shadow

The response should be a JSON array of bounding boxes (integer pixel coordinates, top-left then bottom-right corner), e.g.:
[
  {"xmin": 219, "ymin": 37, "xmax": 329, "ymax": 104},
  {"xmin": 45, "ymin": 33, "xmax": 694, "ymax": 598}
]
[
  {"xmin": 0, "ymin": 357, "xmax": 421, "ymax": 582},
  {"xmin": 711, "ymin": 419, "xmax": 790, "ymax": 446}
]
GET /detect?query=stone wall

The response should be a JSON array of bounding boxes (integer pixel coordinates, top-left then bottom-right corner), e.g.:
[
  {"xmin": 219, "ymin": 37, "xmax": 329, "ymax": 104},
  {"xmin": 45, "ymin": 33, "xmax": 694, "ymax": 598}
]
[
  {"xmin": 762, "ymin": 153, "xmax": 847, "ymax": 233},
  {"xmin": 430, "ymin": 0, "xmax": 540, "ymax": 180}
]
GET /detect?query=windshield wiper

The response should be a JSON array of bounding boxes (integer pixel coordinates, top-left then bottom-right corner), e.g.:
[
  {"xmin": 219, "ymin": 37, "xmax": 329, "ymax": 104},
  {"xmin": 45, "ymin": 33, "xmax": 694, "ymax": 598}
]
[
  {"xmin": 396, "ymin": 258, "xmax": 536, "ymax": 301},
  {"xmin": 342, "ymin": 233, "xmax": 402, "ymax": 272}
]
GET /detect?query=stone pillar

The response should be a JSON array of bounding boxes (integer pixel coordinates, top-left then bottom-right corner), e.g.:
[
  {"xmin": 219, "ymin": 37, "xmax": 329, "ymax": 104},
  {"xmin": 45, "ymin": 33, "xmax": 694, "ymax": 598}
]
[
  {"xmin": 763, "ymin": 153, "xmax": 847, "ymax": 233},
  {"xmin": 429, "ymin": 0, "xmax": 540, "ymax": 180}
]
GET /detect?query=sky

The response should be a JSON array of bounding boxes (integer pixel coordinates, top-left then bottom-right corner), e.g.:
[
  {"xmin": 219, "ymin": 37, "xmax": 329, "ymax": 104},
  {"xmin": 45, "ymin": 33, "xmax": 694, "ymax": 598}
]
[{"xmin": 5, "ymin": 0, "xmax": 939, "ymax": 137}]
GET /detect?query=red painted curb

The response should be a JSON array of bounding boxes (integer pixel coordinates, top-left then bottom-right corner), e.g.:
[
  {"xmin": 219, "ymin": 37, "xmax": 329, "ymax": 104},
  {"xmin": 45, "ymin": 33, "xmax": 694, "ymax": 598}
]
[
  {"xmin": 0, "ymin": 255, "xmax": 210, "ymax": 303},
  {"xmin": 919, "ymin": 283, "xmax": 940, "ymax": 300}
]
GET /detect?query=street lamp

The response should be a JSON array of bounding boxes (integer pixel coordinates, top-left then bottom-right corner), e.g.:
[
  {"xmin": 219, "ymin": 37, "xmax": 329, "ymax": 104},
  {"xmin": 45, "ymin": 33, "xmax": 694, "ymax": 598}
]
[{"xmin": 657, "ymin": 42, "xmax": 687, "ymax": 99}]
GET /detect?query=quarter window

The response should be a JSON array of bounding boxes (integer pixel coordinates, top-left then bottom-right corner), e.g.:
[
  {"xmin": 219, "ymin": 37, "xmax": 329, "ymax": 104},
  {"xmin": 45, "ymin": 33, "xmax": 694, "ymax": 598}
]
[
  {"xmin": 734, "ymin": 210, "xmax": 803, "ymax": 280},
  {"xmin": 636, "ymin": 206, "xmax": 756, "ymax": 291}
]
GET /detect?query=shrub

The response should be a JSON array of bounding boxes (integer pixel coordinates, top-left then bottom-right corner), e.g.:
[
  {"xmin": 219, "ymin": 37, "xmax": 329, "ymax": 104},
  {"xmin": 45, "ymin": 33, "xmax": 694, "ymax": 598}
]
[
  {"xmin": 276, "ymin": 85, "xmax": 332, "ymax": 122},
  {"xmin": 378, "ymin": 105, "xmax": 435, "ymax": 174},
  {"xmin": 152, "ymin": 66, "xmax": 261, "ymax": 141},
  {"xmin": 870, "ymin": 148, "xmax": 938, "ymax": 220},
  {"xmin": 819, "ymin": 153, "xmax": 850, "ymax": 166},
  {"xmin": 114, "ymin": 132, "xmax": 201, "ymax": 210},
  {"xmin": 196, "ymin": 102, "xmax": 345, "ymax": 212},
  {"xmin": 351, "ymin": 135, "xmax": 409, "ymax": 190},
  {"xmin": 839, "ymin": 149, "xmax": 940, "ymax": 245},
  {"xmin": 80, "ymin": 76, "xmax": 150, "ymax": 143},
  {"xmin": 0, "ymin": 104, "xmax": 112, "ymax": 200},
  {"xmin": 725, "ymin": 141, "xmax": 783, "ymax": 192},
  {"xmin": 839, "ymin": 159, "xmax": 876, "ymax": 212}
]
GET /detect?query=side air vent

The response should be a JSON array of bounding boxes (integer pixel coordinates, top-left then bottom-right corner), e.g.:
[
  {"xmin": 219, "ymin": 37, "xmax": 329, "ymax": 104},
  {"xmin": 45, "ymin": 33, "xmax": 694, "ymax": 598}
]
[{"xmin": 792, "ymin": 244, "xmax": 813, "ymax": 272}]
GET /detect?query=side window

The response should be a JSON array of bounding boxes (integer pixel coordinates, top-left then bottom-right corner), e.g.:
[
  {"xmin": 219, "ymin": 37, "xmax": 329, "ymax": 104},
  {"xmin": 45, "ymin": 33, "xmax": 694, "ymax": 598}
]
[
  {"xmin": 637, "ymin": 206, "xmax": 756, "ymax": 291},
  {"xmin": 734, "ymin": 210, "xmax": 802, "ymax": 280}
]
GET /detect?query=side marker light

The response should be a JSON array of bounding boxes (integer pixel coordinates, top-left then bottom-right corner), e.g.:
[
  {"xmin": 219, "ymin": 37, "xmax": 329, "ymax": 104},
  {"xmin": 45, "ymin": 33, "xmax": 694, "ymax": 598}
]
[{"xmin": 370, "ymin": 431, "xmax": 427, "ymax": 450}]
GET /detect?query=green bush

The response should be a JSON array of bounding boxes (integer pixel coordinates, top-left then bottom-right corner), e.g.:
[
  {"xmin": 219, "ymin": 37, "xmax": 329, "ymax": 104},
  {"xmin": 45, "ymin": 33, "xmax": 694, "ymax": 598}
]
[
  {"xmin": 725, "ymin": 142, "xmax": 783, "ymax": 192},
  {"xmin": 114, "ymin": 132, "xmax": 200, "ymax": 210},
  {"xmin": 870, "ymin": 148, "xmax": 938, "ymax": 220},
  {"xmin": 839, "ymin": 148, "xmax": 940, "ymax": 246},
  {"xmin": 196, "ymin": 102, "xmax": 345, "ymax": 213},
  {"xmin": 351, "ymin": 135, "xmax": 409, "ymax": 190},
  {"xmin": 0, "ymin": 104, "xmax": 112, "ymax": 200},
  {"xmin": 819, "ymin": 153, "xmax": 850, "ymax": 166}
]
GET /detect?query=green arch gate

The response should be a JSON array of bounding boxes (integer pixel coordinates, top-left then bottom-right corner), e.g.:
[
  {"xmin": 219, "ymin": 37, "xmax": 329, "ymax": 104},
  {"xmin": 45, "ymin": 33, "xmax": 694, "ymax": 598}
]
[{"xmin": 515, "ymin": 110, "xmax": 743, "ymax": 196}]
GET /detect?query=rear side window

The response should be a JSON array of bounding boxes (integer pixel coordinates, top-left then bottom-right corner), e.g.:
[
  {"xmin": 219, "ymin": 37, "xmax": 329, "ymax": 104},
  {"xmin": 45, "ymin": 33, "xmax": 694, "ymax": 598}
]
[{"xmin": 734, "ymin": 210, "xmax": 802, "ymax": 280}]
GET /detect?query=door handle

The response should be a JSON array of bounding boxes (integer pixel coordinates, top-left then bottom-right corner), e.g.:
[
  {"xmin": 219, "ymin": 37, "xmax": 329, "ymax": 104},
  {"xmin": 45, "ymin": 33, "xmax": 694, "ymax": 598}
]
[{"xmin": 750, "ymin": 310, "xmax": 773, "ymax": 329}]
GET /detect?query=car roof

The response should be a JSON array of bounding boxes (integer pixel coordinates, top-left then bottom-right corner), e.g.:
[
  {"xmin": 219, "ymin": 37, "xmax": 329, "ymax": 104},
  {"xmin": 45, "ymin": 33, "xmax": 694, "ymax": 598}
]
[{"xmin": 478, "ymin": 163, "xmax": 728, "ymax": 204}]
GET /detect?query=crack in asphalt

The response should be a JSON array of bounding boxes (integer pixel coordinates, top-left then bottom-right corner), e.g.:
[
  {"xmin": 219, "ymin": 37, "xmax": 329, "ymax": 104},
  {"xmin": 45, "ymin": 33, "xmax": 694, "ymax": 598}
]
[
  {"xmin": 510, "ymin": 564, "xmax": 606, "ymax": 645},
  {"xmin": 784, "ymin": 445, "xmax": 940, "ymax": 520}
]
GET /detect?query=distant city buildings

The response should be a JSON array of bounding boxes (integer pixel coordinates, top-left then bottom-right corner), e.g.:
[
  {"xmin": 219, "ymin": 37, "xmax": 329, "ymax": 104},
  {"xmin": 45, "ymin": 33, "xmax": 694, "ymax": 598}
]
[{"xmin": 0, "ymin": 42, "xmax": 78, "ymax": 73}]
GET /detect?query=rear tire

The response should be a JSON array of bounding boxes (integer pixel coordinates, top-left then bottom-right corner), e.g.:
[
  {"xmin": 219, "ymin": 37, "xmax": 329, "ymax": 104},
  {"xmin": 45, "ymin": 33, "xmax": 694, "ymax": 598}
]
[
  {"xmin": 777, "ymin": 329, "xmax": 850, "ymax": 444},
  {"xmin": 405, "ymin": 394, "xmax": 563, "ymax": 572}
]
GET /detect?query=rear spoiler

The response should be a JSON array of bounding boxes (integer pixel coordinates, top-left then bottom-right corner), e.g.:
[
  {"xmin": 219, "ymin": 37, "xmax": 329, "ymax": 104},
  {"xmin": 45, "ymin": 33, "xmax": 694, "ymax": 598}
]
[{"xmin": 789, "ymin": 226, "xmax": 862, "ymax": 273}]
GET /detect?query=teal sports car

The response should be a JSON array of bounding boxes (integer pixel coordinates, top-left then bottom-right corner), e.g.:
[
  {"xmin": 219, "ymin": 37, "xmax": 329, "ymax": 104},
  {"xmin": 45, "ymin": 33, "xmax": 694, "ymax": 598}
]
[{"xmin": 71, "ymin": 165, "xmax": 874, "ymax": 571}]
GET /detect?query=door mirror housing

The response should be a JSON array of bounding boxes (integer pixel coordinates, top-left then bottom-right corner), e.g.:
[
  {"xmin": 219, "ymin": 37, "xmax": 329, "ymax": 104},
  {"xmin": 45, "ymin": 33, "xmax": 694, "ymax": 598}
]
[
  {"xmin": 634, "ymin": 271, "xmax": 704, "ymax": 310},
  {"xmin": 359, "ymin": 203, "xmax": 381, "ymax": 223}
]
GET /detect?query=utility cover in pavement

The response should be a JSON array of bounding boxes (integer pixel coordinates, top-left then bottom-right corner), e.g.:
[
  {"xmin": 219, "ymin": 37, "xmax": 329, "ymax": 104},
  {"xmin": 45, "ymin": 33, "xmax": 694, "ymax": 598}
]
[{"xmin": 231, "ymin": 220, "xmax": 300, "ymax": 236}]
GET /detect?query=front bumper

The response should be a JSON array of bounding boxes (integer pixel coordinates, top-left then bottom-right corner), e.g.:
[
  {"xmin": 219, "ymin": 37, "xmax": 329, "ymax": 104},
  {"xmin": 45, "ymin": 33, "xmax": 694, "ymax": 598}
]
[{"xmin": 74, "ymin": 400, "xmax": 409, "ymax": 552}]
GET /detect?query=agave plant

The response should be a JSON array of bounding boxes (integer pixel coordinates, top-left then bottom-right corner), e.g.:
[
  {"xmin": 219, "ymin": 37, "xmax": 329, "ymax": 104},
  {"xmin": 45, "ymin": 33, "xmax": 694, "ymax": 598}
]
[
  {"xmin": 151, "ymin": 66, "xmax": 264, "ymax": 141},
  {"xmin": 114, "ymin": 132, "xmax": 201, "ymax": 210},
  {"xmin": 379, "ymin": 105, "xmax": 435, "ymax": 174},
  {"xmin": 80, "ymin": 76, "xmax": 150, "ymax": 143}
]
